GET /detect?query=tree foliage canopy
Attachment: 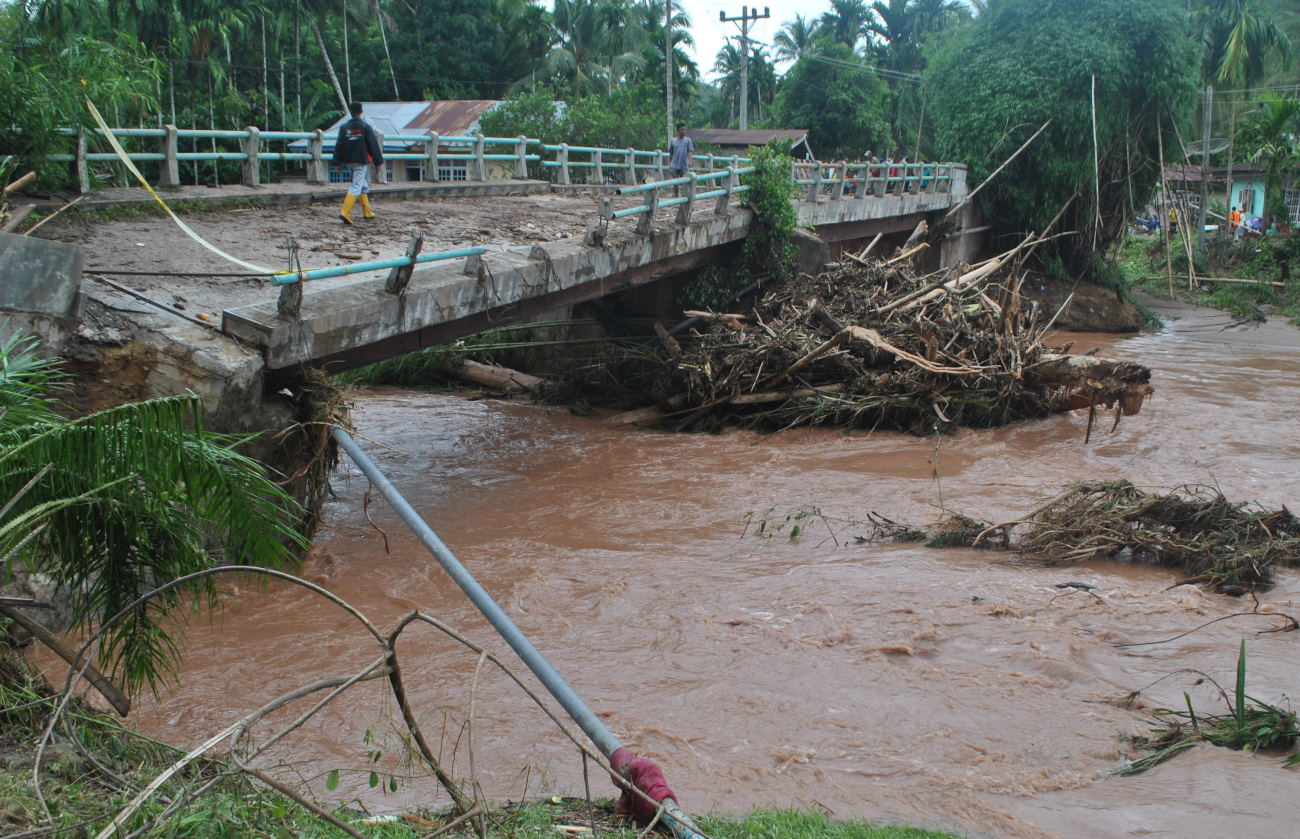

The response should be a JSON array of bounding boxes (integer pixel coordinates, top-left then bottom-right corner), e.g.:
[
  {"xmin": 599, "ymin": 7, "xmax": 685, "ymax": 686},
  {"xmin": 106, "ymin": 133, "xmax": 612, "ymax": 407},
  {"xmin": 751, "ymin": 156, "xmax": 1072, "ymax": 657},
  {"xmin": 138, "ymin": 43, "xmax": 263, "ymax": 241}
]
[
  {"xmin": 926, "ymin": 0, "xmax": 1200, "ymax": 273},
  {"xmin": 775, "ymin": 45, "xmax": 891, "ymax": 159}
]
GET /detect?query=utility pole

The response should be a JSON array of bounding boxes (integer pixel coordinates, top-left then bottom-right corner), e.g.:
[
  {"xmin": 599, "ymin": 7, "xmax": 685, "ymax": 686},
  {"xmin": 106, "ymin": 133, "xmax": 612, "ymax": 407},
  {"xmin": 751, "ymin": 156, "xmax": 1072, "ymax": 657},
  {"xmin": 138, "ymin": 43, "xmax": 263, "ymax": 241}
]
[
  {"xmin": 720, "ymin": 6, "xmax": 770, "ymax": 130},
  {"xmin": 666, "ymin": 0, "xmax": 674, "ymax": 142}
]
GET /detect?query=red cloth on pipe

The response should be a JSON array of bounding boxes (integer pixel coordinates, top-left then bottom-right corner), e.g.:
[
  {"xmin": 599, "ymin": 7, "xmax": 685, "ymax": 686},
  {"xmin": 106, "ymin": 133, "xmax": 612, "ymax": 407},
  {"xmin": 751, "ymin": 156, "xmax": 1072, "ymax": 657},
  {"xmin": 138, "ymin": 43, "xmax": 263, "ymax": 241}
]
[{"xmin": 610, "ymin": 747, "xmax": 676, "ymax": 822}]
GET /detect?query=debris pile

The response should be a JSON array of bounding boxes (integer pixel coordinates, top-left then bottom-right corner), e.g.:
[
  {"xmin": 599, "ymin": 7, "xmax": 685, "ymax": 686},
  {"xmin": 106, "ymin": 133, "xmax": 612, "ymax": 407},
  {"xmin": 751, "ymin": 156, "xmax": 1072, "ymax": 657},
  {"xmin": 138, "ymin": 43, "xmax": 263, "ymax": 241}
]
[
  {"xmin": 932, "ymin": 481, "xmax": 1300, "ymax": 589},
  {"xmin": 584, "ymin": 238, "xmax": 1153, "ymax": 434}
]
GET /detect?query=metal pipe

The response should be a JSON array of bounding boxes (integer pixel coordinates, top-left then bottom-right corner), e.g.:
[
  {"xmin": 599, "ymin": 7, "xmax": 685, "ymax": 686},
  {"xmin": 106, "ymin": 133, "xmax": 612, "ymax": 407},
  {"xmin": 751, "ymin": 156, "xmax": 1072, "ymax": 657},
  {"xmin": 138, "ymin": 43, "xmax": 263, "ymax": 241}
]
[
  {"xmin": 269, "ymin": 246, "xmax": 485, "ymax": 285},
  {"xmin": 330, "ymin": 428, "xmax": 623, "ymax": 757}
]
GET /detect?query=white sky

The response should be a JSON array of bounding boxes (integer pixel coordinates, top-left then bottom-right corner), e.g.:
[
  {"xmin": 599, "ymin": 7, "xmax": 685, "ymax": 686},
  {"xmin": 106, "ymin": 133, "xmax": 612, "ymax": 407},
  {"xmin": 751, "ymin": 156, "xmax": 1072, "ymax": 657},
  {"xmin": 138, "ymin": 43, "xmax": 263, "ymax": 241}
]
[{"xmin": 678, "ymin": 1, "xmax": 811, "ymax": 79}]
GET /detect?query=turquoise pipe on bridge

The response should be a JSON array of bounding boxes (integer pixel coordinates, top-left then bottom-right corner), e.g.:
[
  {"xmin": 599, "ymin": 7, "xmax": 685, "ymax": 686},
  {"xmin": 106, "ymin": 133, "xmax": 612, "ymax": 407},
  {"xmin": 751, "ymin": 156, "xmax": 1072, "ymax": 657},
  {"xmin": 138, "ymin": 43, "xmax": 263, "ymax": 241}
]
[
  {"xmin": 330, "ymin": 428, "xmax": 706, "ymax": 839},
  {"xmin": 268, "ymin": 246, "xmax": 486, "ymax": 285}
]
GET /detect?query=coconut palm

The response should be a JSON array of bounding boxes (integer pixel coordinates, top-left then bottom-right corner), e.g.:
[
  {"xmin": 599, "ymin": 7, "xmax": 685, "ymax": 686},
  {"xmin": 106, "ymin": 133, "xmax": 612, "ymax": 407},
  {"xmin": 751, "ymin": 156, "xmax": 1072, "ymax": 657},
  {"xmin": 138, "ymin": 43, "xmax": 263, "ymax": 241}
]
[
  {"xmin": 1237, "ymin": 92, "xmax": 1300, "ymax": 221},
  {"xmin": 774, "ymin": 14, "xmax": 823, "ymax": 63},
  {"xmin": 0, "ymin": 329, "xmax": 305, "ymax": 696}
]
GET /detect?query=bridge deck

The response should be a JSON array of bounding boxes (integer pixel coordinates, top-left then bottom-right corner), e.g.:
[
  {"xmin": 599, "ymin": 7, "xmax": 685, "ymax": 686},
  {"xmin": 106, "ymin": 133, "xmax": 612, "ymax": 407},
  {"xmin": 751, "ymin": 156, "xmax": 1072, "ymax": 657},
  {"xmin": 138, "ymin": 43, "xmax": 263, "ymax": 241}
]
[{"xmin": 40, "ymin": 175, "xmax": 967, "ymax": 374}]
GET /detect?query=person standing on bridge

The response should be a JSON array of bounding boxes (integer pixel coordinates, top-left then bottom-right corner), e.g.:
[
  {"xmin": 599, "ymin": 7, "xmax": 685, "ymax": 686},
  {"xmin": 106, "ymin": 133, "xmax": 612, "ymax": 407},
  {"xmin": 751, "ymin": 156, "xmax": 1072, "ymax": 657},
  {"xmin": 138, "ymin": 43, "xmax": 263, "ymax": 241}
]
[
  {"xmin": 333, "ymin": 102, "xmax": 384, "ymax": 225},
  {"xmin": 667, "ymin": 122, "xmax": 693, "ymax": 196}
]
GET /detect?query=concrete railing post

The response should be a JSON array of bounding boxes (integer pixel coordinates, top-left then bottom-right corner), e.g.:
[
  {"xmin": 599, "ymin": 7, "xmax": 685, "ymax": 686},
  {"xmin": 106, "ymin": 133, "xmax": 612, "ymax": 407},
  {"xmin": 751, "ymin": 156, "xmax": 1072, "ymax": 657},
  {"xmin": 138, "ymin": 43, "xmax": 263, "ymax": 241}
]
[
  {"xmin": 655, "ymin": 151, "xmax": 666, "ymax": 183},
  {"xmin": 636, "ymin": 186, "xmax": 659, "ymax": 235},
  {"xmin": 374, "ymin": 130, "xmax": 388, "ymax": 183},
  {"xmin": 471, "ymin": 133, "xmax": 486, "ymax": 181},
  {"xmin": 241, "ymin": 127, "xmax": 261, "ymax": 186},
  {"xmin": 277, "ymin": 282, "xmax": 302, "ymax": 320},
  {"xmin": 514, "ymin": 135, "xmax": 528, "ymax": 179},
  {"xmin": 857, "ymin": 164, "xmax": 869, "ymax": 200},
  {"xmin": 808, "ymin": 161, "xmax": 821, "ymax": 202},
  {"xmin": 715, "ymin": 168, "xmax": 736, "ymax": 215},
  {"xmin": 832, "ymin": 163, "xmax": 846, "ymax": 200},
  {"xmin": 624, "ymin": 149, "xmax": 637, "ymax": 185},
  {"xmin": 593, "ymin": 149, "xmax": 604, "ymax": 185},
  {"xmin": 675, "ymin": 173, "xmax": 696, "ymax": 226},
  {"xmin": 426, "ymin": 132, "xmax": 440, "ymax": 181},
  {"xmin": 76, "ymin": 129, "xmax": 90, "ymax": 195},
  {"xmin": 558, "ymin": 144, "xmax": 571, "ymax": 185},
  {"xmin": 307, "ymin": 129, "xmax": 326, "ymax": 184},
  {"xmin": 160, "ymin": 124, "xmax": 180, "ymax": 189},
  {"xmin": 386, "ymin": 232, "xmax": 423, "ymax": 295}
]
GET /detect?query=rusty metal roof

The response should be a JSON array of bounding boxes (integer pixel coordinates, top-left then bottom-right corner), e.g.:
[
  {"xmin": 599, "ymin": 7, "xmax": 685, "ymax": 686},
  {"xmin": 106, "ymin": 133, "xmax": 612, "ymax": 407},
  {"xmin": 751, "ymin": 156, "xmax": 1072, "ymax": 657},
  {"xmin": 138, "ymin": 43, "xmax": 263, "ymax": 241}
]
[
  {"xmin": 295, "ymin": 101, "xmax": 504, "ymax": 152},
  {"xmin": 404, "ymin": 100, "xmax": 502, "ymax": 137}
]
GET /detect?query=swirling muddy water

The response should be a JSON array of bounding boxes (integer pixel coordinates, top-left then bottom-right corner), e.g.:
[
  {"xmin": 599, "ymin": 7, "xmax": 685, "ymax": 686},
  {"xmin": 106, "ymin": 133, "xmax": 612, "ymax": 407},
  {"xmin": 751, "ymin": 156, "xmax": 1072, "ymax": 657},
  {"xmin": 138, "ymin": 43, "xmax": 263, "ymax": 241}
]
[{"xmin": 132, "ymin": 300, "xmax": 1300, "ymax": 839}]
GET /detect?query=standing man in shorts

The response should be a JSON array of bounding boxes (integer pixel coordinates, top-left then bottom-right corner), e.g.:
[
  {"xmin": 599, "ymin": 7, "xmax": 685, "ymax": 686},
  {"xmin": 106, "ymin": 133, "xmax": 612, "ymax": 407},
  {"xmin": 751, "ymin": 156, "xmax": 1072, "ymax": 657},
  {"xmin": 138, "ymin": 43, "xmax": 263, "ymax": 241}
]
[
  {"xmin": 332, "ymin": 102, "xmax": 384, "ymax": 225},
  {"xmin": 667, "ymin": 122, "xmax": 693, "ymax": 194}
]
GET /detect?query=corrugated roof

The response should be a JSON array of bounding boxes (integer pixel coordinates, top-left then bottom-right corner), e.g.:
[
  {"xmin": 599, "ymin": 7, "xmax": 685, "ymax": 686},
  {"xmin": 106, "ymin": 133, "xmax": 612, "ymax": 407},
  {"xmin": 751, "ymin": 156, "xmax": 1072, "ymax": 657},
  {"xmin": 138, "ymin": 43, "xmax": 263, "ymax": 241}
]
[
  {"xmin": 294, "ymin": 101, "xmax": 503, "ymax": 152},
  {"xmin": 405, "ymin": 100, "xmax": 502, "ymax": 138}
]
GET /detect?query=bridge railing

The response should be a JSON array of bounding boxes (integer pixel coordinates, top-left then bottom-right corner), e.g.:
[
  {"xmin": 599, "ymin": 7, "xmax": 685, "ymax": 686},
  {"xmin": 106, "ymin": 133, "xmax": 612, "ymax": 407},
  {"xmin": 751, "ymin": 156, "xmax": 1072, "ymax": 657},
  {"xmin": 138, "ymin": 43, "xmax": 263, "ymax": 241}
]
[
  {"xmin": 587, "ymin": 166, "xmax": 757, "ymax": 243},
  {"xmin": 791, "ymin": 160, "xmax": 955, "ymax": 201},
  {"xmin": 44, "ymin": 124, "xmax": 751, "ymax": 193}
]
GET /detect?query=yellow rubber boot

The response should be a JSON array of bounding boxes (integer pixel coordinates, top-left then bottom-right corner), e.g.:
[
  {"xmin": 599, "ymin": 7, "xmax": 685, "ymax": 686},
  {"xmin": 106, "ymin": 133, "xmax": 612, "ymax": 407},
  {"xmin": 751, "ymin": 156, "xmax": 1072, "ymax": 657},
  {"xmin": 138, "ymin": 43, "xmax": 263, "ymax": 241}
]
[
  {"xmin": 359, "ymin": 193, "xmax": 376, "ymax": 219},
  {"xmin": 339, "ymin": 193, "xmax": 357, "ymax": 225}
]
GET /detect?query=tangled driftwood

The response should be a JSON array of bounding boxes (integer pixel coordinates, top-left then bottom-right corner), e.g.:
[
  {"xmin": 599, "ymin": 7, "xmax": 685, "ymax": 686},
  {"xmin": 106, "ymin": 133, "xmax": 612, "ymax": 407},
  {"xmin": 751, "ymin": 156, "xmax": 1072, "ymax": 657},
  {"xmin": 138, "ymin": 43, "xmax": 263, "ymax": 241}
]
[{"xmin": 579, "ymin": 236, "xmax": 1152, "ymax": 434}]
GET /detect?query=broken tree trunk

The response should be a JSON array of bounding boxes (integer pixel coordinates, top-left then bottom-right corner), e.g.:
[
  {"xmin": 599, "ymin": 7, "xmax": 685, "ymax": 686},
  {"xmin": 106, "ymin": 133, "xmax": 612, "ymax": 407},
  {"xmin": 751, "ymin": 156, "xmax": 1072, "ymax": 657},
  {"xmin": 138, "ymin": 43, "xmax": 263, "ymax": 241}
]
[{"xmin": 439, "ymin": 359, "xmax": 544, "ymax": 392}]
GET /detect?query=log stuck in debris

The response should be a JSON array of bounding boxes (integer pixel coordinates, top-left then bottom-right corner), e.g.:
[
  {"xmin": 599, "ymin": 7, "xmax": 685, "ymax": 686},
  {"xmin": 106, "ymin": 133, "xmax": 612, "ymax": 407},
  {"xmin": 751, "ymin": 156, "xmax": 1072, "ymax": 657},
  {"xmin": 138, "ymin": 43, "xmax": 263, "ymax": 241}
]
[
  {"xmin": 440, "ymin": 359, "xmax": 544, "ymax": 392},
  {"xmin": 548, "ymin": 229, "xmax": 1154, "ymax": 435}
]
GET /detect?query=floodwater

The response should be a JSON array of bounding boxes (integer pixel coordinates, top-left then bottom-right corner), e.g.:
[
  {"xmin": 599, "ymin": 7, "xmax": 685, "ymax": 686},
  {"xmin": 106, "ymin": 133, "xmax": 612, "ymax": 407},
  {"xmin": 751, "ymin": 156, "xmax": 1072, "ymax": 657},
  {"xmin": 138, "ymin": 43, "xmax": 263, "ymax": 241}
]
[{"xmin": 129, "ymin": 298, "xmax": 1300, "ymax": 838}]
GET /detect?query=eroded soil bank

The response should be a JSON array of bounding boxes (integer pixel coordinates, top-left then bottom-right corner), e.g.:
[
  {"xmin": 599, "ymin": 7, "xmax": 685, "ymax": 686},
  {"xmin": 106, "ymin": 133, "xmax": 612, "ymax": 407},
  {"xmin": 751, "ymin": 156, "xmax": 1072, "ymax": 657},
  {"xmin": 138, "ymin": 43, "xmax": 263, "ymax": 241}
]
[{"xmin": 118, "ymin": 298, "xmax": 1300, "ymax": 839}]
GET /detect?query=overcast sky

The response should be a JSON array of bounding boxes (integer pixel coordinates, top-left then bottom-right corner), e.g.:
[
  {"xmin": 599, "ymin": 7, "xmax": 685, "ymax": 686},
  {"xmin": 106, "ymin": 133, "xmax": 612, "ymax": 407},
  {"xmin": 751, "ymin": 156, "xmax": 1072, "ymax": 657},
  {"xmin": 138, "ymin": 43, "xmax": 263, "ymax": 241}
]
[{"xmin": 678, "ymin": 0, "xmax": 803, "ymax": 79}]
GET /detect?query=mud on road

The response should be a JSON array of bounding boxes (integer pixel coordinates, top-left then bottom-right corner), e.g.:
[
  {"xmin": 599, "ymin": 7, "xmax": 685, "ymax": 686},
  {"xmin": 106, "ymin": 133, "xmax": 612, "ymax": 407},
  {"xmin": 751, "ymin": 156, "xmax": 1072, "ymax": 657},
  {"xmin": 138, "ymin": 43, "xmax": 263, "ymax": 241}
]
[{"xmin": 39, "ymin": 193, "xmax": 614, "ymax": 318}]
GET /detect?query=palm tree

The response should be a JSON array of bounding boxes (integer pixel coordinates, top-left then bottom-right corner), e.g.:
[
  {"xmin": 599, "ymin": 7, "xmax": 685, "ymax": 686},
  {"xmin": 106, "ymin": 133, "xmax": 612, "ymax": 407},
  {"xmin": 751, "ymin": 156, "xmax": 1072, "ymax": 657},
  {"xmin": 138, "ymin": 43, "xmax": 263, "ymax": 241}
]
[
  {"xmin": 1198, "ymin": 0, "xmax": 1292, "ymax": 88},
  {"xmin": 819, "ymin": 0, "xmax": 872, "ymax": 50},
  {"xmin": 774, "ymin": 14, "xmax": 822, "ymax": 63},
  {"xmin": 1237, "ymin": 92, "xmax": 1300, "ymax": 221},
  {"xmin": 0, "ymin": 330, "xmax": 305, "ymax": 696},
  {"xmin": 547, "ymin": 0, "xmax": 615, "ymax": 96}
]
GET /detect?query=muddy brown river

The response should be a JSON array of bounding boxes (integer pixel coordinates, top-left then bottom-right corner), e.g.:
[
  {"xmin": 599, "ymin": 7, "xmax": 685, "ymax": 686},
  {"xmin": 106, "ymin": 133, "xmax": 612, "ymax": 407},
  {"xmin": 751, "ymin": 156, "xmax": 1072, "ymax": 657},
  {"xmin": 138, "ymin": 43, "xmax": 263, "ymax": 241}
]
[{"xmin": 129, "ymin": 298, "xmax": 1299, "ymax": 838}]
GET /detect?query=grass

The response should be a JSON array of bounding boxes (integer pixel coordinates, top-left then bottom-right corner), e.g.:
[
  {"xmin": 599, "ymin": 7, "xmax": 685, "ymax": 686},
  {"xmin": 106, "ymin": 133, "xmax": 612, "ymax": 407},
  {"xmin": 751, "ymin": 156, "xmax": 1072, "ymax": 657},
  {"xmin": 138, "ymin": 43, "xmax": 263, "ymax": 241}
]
[
  {"xmin": 1116, "ymin": 233, "xmax": 1300, "ymax": 324},
  {"xmin": 0, "ymin": 650, "xmax": 959, "ymax": 838},
  {"xmin": 1118, "ymin": 641, "xmax": 1300, "ymax": 776}
]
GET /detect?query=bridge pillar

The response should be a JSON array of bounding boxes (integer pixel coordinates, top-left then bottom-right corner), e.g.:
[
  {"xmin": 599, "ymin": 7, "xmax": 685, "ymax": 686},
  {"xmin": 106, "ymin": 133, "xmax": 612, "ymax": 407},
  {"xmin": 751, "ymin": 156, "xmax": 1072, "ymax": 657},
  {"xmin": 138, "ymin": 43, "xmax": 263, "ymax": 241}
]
[
  {"xmin": 241, "ymin": 127, "xmax": 261, "ymax": 187},
  {"xmin": 471, "ymin": 134, "xmax": 486, "ymax": 181},
  {"xmin": 374, "ymin": 131, "xmax": 387, "ymax": 183},
  {"xmin": 306, "ymin": 130, "xmax": 326, "ymax": 185},
  {"xmin": 675, "ymin": 174, "xmax": 696, "ymax": 226},
  {"xmin": 558, "ymin": 144, "xmax": 571, "ymax": 185},
  {"xmin": 160, "ymin": 125, "xmax": 180, "ymax": 189},
  {"xmin": 715, "ymin": 168, "xmax": 736, "ymax": 215},
  {"xmin": 426, "ymin": 133, "xmax": 440, "ymax": 181},
  {"xmin": 514, "ymin": 136, "xmax": 529, "ymax": 179},
  {"xmin": 624, "ymin": 149, "xmax": 637, "ymax": 185},
  {"xmin": 76, "ymin": 130, "xmax": 90, "ymax": 195}
]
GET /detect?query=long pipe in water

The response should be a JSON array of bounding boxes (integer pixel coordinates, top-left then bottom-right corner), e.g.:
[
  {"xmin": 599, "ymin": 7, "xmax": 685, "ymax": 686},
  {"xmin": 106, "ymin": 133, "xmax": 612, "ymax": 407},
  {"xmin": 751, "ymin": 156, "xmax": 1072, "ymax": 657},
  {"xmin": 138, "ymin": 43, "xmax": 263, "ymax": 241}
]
[{"xmin": 330, "ymin": 428, "xmax": 705, "ymax": 839}]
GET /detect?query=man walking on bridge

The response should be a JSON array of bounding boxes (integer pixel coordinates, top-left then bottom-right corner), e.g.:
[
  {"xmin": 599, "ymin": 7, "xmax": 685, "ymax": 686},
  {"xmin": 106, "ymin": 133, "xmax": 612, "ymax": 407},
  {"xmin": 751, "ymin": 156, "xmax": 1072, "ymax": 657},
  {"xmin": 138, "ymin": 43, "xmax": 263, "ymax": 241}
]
[
  {"xmin": 333, "ymin": 102, "xmax": 384, "ymax": 225},
  {"xmin": 668, "ymin": 122, "xmax": 693, "ymax": 196}
]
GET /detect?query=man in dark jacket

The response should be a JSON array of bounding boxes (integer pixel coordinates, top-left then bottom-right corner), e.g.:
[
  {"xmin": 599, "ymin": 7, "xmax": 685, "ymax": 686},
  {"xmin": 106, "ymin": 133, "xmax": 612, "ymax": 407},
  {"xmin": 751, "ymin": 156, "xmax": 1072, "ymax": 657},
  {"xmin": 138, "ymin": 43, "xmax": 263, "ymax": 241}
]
[{"xmin": 332, "ymin": 102, "xmax": 384, "ymax": 224}]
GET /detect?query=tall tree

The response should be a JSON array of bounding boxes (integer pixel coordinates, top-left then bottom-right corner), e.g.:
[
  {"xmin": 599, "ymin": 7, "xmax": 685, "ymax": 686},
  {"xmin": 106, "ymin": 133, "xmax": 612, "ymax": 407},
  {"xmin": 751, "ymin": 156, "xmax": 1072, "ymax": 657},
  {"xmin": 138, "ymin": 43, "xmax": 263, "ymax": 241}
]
[
  {"xmin": 1198, "ymin": 0, "xmax": 1292, "ymax": 88},
  {"xmin": 818, "ymin": 0, "xmax": 871, "ymax": 50},
  {"xmin": 926, "ymin": 0, "xmax": 1200, "ymax": 276},
  {"xmin": 774, "ymin": 43, "xmax": 891, "ymax": 157},
  {"xmin": 773, "ymin": 14, "xmax": 824, "ymax": 63}
]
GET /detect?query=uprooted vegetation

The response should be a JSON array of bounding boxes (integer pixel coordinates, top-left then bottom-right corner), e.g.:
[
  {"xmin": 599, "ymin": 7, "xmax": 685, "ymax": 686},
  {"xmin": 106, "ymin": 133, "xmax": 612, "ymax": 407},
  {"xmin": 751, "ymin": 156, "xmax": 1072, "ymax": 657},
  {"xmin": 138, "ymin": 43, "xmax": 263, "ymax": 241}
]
[
  {"xmin": 913, "ymin": 481, "xmax": 1300, "ymax": 591},
  {"xmin": 546, "ymin": 235, "xmax": 1153, "ymax": 434}
]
